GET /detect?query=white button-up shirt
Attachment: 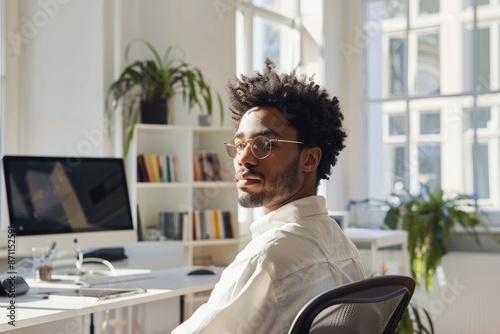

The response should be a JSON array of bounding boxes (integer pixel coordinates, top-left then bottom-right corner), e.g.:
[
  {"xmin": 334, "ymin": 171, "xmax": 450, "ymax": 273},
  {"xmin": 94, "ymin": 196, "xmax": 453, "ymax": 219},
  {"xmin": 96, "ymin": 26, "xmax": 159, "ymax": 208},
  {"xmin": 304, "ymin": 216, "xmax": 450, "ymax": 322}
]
[{"xmin": 172, "ymin": 196, "xmax": 365, "ymax": 334}]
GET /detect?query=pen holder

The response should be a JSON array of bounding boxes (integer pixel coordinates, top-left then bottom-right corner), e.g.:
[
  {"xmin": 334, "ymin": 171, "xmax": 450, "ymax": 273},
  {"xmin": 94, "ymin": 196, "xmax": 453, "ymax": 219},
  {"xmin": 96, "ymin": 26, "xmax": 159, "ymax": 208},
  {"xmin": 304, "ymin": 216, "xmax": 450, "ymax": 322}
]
[{"xmin": 32, "ymin": 247, "xmax": 53, "ymax": 281}]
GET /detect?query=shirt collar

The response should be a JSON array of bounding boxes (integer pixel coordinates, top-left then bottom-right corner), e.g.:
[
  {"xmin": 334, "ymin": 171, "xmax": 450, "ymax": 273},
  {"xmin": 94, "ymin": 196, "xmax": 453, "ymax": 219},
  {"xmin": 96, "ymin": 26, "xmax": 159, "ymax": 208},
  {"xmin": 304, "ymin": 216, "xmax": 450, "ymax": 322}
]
[{"xmin": 250, "ymin": 196, "xmax": 328, "ymax": 238}]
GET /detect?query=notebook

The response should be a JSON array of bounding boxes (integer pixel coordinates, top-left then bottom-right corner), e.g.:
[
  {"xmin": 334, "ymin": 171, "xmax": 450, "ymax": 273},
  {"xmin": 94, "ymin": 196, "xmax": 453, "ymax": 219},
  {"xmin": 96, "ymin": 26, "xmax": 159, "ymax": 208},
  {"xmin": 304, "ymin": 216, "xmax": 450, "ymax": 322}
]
[{"xmin": 45, "ymin": 287, "xmax": 147, "ymax": 301}]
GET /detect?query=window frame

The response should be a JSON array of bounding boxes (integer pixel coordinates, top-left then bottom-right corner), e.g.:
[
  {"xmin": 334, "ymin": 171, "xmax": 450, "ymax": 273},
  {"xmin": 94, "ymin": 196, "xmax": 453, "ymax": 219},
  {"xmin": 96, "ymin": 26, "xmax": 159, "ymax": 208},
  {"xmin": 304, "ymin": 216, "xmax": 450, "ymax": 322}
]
[{"xmin": 362, "ymin": 0, "xmax": 500, "ymax": 221}]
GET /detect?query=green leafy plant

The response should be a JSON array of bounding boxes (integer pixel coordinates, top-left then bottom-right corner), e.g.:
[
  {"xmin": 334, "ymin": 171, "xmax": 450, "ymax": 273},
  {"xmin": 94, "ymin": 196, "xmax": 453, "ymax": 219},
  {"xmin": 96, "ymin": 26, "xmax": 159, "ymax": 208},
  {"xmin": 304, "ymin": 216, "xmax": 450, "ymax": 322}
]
[
  {"xmin": 384, "ymin": 187, "xmax": 493, "ymax": 291},
  {"xmin": 397, "ymin": 303, "xmax": 434, "ymax": 334},
  {"xmin": 106, "ymin": 39, "xmax": 223, "ymax": 155},
  {"xmin": 352, "ymin": 187, "xmax": 496, "ymax": 333}
]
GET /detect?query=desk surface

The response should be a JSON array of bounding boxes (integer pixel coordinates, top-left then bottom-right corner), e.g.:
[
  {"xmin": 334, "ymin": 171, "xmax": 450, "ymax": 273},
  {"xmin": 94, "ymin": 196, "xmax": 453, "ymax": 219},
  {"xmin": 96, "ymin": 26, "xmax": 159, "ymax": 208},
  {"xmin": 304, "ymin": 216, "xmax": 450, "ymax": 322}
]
[
  {"xmin": 0, "ymin": 229, "xmax": 408, "ymax": 331},
  {"xmin": 345, "ymin": 228, "xmax": 407, "ymax": 247},
  {"xmin": 0, "ymin": 266, "xmax": 221, "ymax": 331}
]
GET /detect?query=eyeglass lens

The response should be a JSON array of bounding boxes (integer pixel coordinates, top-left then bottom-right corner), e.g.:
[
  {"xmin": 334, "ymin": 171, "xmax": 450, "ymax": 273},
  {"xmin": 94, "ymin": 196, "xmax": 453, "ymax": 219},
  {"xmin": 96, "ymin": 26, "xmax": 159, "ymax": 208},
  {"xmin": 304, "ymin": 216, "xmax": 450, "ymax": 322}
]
[{"xmin": 225, "ymin": 136, "xmax": 272, "ymax": 159}]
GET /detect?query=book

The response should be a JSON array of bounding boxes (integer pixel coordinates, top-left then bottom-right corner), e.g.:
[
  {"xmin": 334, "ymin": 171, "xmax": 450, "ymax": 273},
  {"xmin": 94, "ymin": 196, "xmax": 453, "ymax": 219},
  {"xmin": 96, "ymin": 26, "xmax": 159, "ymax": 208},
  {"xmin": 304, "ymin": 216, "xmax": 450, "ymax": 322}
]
[
  {"xmin": 193, "ymin": 210, "xmax": 201, "ymax": 240},
  {"xmin": 159, "ymin": 211, "xmax": 184, "ymax": 240},
  {"xmin": 211, "ymin": 153, "xmax": 223, "ymax": 181},
  {"xmin": 222, "ymin": 211, "xmax": 234, "ymax": 238},
  {"xmin": 143, "ymin": 154, "xmax": 155, "ymax": 182},
  {"xmin": 168, "ymin": 154, "xmax": 176, "ymax": 182},
  {"xmin": 204, "ymin": 209, "xmax": 215, "ymax": 239},
  {"xmin": 46, "ymin": 287, "xmax": 147, "ymax": 301},
  {"xmin": 137, "ymin": 155, "xmax": 148, "ymax": 182},
  {"xmin": 173, "ymin": 153, "xmax": 182, "ymax": 182},
  {"xmin": 213, "ymin": 209, "xmax": 222, "ymax": 239},
  {"xmin": 193, "ymin": 152, "xmax": 203, "ymax": 181},
  {"xmin": 157, "ymin": 155, "xmax": 163, "ymax": 182},
  {"xmin": 149, "ymin": 154, "xmax": 160, "ymax": 182}
]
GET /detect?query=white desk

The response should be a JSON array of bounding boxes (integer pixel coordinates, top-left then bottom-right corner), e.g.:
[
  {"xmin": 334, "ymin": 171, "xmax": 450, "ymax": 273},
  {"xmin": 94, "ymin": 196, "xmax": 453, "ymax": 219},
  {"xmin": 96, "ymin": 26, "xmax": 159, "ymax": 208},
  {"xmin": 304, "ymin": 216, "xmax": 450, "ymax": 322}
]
[
  {"xmin": 345, "ymin": 228, "xmax": 409, "ymax": 275},
  {"xmin": 0, "ymin": 266, "xmax": 221, "ymax": 332}
]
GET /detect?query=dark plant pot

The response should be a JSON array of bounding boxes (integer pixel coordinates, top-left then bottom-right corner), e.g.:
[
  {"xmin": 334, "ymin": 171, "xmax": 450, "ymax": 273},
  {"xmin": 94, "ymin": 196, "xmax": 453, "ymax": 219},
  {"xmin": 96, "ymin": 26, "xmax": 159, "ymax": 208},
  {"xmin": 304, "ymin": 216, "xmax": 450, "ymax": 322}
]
[{"xmin": 140, "ymin": 99, "xmax": 167, "ymax": 124}]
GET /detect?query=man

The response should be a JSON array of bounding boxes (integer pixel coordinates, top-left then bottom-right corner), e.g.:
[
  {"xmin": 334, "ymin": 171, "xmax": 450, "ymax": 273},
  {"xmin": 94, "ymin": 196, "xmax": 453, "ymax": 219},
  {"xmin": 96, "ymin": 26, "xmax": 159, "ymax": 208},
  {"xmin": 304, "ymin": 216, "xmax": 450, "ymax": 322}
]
[{"xmin": 173, "ymin": 59, "xmax": 365, "ymax": 333}]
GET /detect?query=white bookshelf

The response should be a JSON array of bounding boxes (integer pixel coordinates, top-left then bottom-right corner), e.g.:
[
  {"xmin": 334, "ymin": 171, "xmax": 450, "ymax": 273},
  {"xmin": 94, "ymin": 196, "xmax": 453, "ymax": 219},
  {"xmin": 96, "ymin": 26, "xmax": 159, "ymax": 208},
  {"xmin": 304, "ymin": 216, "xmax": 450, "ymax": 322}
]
[{"xmin": 126, "ymin": 124, "xmax": 240, "ymax": 266}]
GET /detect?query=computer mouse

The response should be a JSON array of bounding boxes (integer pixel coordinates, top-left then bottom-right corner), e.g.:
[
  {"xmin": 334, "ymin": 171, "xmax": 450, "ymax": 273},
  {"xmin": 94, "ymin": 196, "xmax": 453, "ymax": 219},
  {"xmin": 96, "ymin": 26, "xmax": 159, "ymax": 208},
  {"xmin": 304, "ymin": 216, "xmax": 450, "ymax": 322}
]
[{"xmin": 187, "ymin": 269, "xmax": 216, "ymax": 275}]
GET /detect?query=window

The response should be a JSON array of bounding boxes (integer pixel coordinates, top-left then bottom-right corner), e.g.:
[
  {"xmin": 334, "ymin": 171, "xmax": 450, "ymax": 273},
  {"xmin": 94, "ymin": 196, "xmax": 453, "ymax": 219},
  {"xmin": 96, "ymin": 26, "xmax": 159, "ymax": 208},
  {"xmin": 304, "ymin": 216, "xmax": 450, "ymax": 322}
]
[
  {"xmin": 252, "ymin": 16, "xmax": 298, "ymax": 71},
  {"xmin": 236, "ymin": 0, "xmax": 321, "ymax": 74},
  {"xmin": 415, "ymin": 32, "xmax": 440, "ymax": 95},
  {"xmin": 235, "ymin": 0, "xmax": 323, "ymax": 219},
  {"xmin": 0, "ymin": 3, "xmax": 3, "ymax": 227},
  {"xmin": 419, "ymin": 0, "xmax": 439, "ymax": 15},
  {"xmin": 363, "ymin": 0, "xmax": 500, "ymax": 214},
  {"xmin": 389, "ymin": 37, "xmax": 405, "ymax": 96}
]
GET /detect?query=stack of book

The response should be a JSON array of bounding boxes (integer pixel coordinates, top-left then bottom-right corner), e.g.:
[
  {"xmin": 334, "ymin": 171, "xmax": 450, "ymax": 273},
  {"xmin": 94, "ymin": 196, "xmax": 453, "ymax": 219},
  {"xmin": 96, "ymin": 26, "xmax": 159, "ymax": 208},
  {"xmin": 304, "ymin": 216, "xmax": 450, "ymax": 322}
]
[
  {"xmin": 193, "ymin": 151, "xmax": 223, "ymax": 181},
  {"xmin": 137, "ymin": 154, "xmax": 181, "ymax": 182},
  {"xmin": 192, "ymin": 209, "xmax": 234, "ymax": 240},
  {"xmin": 159, "ymin": 211, "xmax": 188, "ymax": 240}
]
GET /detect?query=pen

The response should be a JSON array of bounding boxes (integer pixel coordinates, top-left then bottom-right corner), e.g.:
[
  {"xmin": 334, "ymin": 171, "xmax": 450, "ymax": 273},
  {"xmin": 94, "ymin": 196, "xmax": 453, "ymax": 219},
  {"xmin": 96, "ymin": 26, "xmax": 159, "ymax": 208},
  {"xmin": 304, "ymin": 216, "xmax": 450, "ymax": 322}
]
[{"xmin": 45, "ymin": 242, "xmax": 57, "ymax": 262}]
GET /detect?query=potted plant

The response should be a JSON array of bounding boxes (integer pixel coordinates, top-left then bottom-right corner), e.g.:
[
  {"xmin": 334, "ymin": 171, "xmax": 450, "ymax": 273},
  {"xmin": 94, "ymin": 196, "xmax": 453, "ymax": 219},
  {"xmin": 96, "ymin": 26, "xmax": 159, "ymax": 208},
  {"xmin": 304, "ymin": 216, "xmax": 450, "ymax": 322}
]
[
  {"xmin": 383, "ymin": 187, "xmax": 494, "ymax": 291},
  {"xmin": 350, "ymin": 186, "xmax": 495, "ymax": 333},
  {"xmin": 106, "ymin": 39, "xmax": 223, "ymax": 155}
]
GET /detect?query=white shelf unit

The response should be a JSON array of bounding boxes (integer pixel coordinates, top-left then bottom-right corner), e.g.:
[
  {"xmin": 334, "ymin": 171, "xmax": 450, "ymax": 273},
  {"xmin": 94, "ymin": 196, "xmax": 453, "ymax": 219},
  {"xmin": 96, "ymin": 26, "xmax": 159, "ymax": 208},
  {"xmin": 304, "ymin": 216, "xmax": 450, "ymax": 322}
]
[{"xmin": 126, "ymin": 124, "xmax": 239, "ymax": 266}]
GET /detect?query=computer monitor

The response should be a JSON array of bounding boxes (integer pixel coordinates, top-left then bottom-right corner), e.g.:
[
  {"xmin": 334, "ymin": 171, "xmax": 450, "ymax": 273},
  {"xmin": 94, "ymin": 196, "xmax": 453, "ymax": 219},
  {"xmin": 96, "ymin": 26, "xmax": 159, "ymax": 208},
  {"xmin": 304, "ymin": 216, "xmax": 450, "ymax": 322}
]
[
  {"xmin": 2, "ymin": 155, "xmax": 137, "ymax": 259},
  {"xmin": 328, "ymin": 210, "xmax": 349, "ymax": 230}
]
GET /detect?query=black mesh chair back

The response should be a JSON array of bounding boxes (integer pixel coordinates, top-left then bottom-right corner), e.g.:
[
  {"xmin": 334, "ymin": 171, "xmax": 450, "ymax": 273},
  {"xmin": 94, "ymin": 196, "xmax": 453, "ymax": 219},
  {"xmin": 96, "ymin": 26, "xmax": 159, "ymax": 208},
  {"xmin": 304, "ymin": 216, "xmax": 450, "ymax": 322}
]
[{"xmin": 288, "ymin": 275, "xmax": 416, "ymax": 334}]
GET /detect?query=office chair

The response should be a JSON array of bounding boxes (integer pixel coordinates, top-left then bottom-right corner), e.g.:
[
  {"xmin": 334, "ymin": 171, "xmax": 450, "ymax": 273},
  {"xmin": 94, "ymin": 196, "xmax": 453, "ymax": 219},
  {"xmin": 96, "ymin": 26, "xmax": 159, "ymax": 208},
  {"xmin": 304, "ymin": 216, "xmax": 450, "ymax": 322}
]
[{"xmin": 288, "ymin": 275, "xmax": 416, "ymax": 334}]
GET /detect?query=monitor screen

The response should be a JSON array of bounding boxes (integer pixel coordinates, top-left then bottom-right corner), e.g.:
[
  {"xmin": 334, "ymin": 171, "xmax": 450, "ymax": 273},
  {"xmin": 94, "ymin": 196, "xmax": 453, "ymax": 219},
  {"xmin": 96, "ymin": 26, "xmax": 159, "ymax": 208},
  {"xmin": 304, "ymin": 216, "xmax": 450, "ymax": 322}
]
[
  {"xmin": 2, "ymin": 156, "xmax": 134, "ymax": 236},
  {"xmin": 328, "ymin": 211, "xmax": 349, "ymax": 230}
]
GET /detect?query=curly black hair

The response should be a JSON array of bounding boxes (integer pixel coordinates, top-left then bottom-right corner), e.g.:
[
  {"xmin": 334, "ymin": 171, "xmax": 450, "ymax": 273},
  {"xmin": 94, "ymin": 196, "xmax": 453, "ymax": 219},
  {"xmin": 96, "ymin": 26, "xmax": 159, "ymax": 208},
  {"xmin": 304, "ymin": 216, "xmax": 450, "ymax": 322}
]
[{"xmin": 226, "ymin": 58, "xmax": 347, "ymax": 186}]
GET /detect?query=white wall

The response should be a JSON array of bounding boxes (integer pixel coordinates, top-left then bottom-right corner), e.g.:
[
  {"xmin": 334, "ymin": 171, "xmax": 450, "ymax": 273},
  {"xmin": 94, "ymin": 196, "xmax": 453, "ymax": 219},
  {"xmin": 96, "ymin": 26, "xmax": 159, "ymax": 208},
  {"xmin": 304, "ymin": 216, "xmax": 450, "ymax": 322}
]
[
  {"xmin": 0, "ymin": 0, "xmax": 236, "ymax": 245},
  {"xmin": 3, "ymin": 0, "xmax": 355, "ymax": 211},
  {"xmin": 324, "ymin": 0, "xmax": 365, "ymax": 211},
  {"xmin": 4, "ymin": 0, "xmax": 236, "ymax": 156},
  {"xmin": 11, "ymin": 0, "xmax": 108, "ymax": 156}
]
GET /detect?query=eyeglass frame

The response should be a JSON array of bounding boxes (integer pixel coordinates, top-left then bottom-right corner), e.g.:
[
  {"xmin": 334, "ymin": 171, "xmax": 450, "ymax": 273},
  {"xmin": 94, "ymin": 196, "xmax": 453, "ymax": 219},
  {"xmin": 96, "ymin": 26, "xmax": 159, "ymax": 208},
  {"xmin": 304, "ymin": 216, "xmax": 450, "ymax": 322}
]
[{"xmin": 224, "ymin": 135, "xmax": 304, "ymax": 159}]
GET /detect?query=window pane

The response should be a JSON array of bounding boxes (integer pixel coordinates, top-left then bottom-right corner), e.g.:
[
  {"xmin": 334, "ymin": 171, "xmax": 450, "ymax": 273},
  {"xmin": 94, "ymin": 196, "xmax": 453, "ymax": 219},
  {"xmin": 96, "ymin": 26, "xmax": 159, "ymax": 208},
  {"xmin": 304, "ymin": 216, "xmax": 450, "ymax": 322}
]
[
  {"xmin": 464, "ymin": 0, "xmax": 489, "ymax": 8},
  {"xmin": 476, "ymin": 143, "xmax": 490, "ymax": 198},
  {"xmin": 467, "ymin": 108, "xmax": 491, "ymax": 129},
  {"xmin": 418, "ymin": 144, "xmax": 441, "ymax": 190},
  {"xmin": 389, "ymin": 114, "xmax": 407, "ymax": 135},
  {"xmin": 416, "ymin": 33, "xmax": 440, "ymax": 95},
  {"xmin": 364, "ymin": 0, "xmax": 407, "ymax": 99},
  {"xmin": 387, "ymin": 0, "xmax": 406, "ymax": 18},
  {"xmin": 386, "ymin": 145, "xmax": 409, "ymax": 191},
  {"xmin": 367, "ymin": 103, "xmax": 386, "ymax": 199},
  {"xmin": 0, "ymin": 3, "xmax": 2, "ymax": 225},
  {"xmin": 465, "ymin": 28, "xmax": 490, "ymax": 92},
  {"xmin": 419, "ymin": 0, "xmax": 439, "ymax": 14},
  {"xmin": 390, "ymin": 38, "xmax": 405, "ymax": 96},
  {"xmin": 253, "ymin": 0, "xmax": 296, "ymax": 17},
  {"xmin": 420, "ymin": 112, "xmax": 440, "ymax": 134},
  {"xmin": 477, "ymin": 28, "xmax": 490, "ymax": 91},
  {"xmin": 253, "ymin": 16, "xmax": 298, "ymax": 72}
]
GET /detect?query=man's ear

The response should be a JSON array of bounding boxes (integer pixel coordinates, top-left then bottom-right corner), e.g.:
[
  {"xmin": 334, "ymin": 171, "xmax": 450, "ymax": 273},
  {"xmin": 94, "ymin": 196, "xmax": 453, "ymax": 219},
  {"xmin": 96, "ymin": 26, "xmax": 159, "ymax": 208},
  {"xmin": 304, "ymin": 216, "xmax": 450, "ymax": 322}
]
[{"xmin": 302, "ymin": 147, "xmax": 322, "ymax": 173}]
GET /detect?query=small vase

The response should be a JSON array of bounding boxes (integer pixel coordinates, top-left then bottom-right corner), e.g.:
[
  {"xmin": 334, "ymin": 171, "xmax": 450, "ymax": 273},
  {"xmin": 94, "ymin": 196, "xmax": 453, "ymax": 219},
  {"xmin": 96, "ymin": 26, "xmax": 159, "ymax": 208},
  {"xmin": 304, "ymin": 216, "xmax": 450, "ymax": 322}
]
[{"xmin": 198, "ymin": 115, "xmax": 211, "ymax": 126}]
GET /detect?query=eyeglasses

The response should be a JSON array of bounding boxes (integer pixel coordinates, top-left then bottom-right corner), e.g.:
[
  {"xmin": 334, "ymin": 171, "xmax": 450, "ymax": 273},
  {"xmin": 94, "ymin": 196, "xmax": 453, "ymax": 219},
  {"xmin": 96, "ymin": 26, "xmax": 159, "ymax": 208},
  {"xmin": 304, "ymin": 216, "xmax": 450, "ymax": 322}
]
[{"xmin": 224, "ymin": 135, "xmax": 304, "ymax": 159}]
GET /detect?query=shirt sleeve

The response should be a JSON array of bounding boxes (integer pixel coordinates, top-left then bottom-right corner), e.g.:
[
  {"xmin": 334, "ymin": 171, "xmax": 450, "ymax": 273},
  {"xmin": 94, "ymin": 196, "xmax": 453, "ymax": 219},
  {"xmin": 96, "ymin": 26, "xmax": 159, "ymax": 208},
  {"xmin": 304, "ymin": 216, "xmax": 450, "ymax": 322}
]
[{"xmin": 172, "ymin": 260, "xmax": 281, "ymax": 334}]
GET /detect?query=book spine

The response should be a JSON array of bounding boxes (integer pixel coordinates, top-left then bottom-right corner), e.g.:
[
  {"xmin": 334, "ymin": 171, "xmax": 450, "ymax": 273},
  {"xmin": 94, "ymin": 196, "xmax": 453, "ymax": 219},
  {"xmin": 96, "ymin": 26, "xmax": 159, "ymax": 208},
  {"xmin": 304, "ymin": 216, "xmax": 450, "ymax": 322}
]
[
  {"xmin": 137, "ymin": 155, "xmax": 148, "ymax": 182},
  {"xmin": 212, "ymin": 209, "xmax": 220, "ymax": 239},
  {"xmin": 193, "ymin": 152, "xmax": 202, "ymax": 181},
  {"xmin": 168, "ymin": 154, "xmax": 176, "ymax": 182},
  {"xmin": 222, "ymin": 211, "xmax": 234, "ymax": 238}
]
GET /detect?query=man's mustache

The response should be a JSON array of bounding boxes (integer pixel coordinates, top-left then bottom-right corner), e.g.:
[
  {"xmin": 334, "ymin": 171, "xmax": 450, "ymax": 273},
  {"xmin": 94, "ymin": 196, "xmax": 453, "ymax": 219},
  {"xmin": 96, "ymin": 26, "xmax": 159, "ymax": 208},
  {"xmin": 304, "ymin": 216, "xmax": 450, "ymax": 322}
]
[{"xmin": 235, "ymin": 167, "xmax": 262, "ymax": 180}]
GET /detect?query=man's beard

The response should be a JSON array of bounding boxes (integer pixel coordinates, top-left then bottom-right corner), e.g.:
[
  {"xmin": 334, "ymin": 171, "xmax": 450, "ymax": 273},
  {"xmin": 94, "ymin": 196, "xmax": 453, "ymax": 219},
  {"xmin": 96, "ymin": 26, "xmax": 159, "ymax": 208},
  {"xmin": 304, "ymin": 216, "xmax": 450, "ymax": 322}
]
[{"xmin": 238, "ymin": 155, "xmax": 301, "ymax": 208}]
